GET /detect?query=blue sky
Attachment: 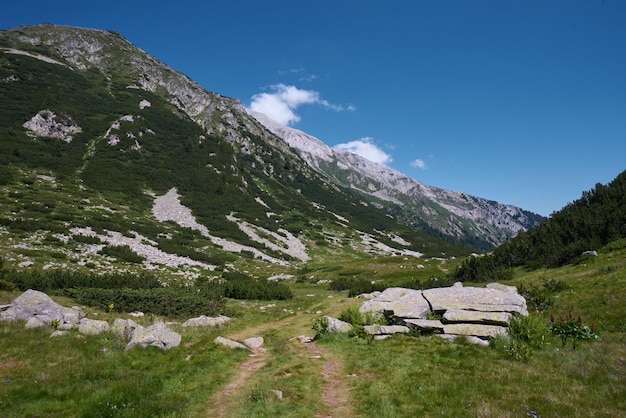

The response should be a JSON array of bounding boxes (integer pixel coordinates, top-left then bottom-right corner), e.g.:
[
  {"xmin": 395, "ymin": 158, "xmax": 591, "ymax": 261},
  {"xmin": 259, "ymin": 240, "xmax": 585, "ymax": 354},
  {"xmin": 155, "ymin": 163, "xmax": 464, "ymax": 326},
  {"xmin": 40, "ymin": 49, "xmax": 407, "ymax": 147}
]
[{"xmin": 2, "ymin": 0, "xmax": 625, "ymax": 216}]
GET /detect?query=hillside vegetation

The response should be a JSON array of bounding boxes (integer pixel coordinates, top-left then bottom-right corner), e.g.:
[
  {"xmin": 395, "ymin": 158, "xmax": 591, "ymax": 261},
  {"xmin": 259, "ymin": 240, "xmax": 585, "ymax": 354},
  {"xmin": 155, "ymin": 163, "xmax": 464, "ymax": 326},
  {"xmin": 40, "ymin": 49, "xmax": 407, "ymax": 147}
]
[{"xmin": 455, "ymin": 169, "xmax": 626, "ymax": 281}]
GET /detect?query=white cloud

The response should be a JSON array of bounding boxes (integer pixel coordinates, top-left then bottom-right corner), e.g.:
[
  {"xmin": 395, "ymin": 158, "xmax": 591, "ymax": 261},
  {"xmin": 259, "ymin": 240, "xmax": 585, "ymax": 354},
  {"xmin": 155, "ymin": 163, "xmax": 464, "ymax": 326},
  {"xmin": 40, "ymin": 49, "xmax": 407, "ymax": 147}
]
[
  {"xmin": 334, "ymin": 137, "xmax": 393, "ymax": 165},
  {"xmin": 249, "ymin": 84, "xmax": 353, "ymax": 126},
  {"xmin": 410, "ymin": 159, "xmax": 427, "ymax": 169}
]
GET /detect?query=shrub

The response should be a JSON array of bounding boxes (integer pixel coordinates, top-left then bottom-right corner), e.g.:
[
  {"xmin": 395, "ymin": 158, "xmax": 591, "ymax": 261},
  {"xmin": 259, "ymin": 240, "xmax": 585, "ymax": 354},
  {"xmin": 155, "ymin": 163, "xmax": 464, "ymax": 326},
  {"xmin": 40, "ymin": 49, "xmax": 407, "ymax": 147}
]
[
  {"xmin": 338, "ymin": 306, "xmax": 384, "ymax": 326},
  {"xmin": 508, "ymin": 313, "xmax": 548, "ymax": 349},
  {"xmin": 312, "ymin": 316, "xmax": 329, "ymax": 339},
  {"xmin": 549, "ymin": 310, "xmax": 599, "ymax": 350},
  {"xmin": 99, "ymin": 245, "xmax": 144, "ymax": 264},
  {"xmin": 63, "ymin": 287, "xmax": 224, "ymax": 319},
  {"xmin": 330, "ymin": 277, "xmax": 384, "ymax": 297}
]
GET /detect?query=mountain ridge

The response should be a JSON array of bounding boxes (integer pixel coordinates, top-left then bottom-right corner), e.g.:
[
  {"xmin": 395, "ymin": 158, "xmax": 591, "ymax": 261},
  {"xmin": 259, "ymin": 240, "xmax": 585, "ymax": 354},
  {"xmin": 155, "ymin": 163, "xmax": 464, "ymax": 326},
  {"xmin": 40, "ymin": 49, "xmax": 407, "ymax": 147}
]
[
  {"xmin": 0, "ymin": 24, "xmax": 541, "ymax": 280},
  {"xmin": 247, "ymin": 109, "xmax": 543, "ymax": 250}
]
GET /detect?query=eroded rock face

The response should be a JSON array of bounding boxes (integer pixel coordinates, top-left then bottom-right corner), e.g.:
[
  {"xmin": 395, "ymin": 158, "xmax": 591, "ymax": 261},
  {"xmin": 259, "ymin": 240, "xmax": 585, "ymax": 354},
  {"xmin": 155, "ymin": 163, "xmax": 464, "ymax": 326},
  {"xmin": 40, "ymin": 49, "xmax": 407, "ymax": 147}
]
[{"xmin": 22, "ymin": 110, "xmax": 82, "ymax": 142}]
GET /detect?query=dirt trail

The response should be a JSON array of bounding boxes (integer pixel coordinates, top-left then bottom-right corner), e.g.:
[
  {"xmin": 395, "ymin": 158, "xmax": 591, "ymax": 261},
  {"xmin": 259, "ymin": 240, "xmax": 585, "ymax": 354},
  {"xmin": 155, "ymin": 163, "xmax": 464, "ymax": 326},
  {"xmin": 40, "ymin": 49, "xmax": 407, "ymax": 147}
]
[
  {"xmin": 205, "ymin": 345, "xmax": 268, "ymax": 418},
  {"xmin": 302, "ymin": 339, "xmax": 354, "ymax": 418},
  {"xmin": 205, "ymin": 313, "xmax": 354, "ymax": 418}
]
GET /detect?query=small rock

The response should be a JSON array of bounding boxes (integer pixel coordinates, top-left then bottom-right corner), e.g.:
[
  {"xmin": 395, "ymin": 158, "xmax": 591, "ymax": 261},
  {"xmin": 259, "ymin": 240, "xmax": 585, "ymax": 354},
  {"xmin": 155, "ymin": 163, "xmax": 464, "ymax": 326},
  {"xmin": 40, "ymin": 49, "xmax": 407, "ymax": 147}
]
[{"xmin": 213, "ymin": 336, "xmax": 249, "ymax": 350}]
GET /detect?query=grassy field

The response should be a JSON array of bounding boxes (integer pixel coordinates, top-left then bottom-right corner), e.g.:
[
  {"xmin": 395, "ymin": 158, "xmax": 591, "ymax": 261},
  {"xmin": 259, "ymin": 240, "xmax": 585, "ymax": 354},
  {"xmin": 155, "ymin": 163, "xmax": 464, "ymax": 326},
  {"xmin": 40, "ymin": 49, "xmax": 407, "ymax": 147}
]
[{"xmin": 1, "ymin": 246, "xmax": 625, "ymax": 417}]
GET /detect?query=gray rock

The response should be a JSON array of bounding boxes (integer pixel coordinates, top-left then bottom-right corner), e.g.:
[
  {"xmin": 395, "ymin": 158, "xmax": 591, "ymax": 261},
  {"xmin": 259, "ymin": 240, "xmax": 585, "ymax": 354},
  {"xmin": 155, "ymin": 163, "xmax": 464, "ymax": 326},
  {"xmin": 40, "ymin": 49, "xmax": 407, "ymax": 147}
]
[
  {"xmin": 126, "ymin": 322, "xmax": 181, "ymax": 350},
  {"xmin": 214, "ymin": 336, "xmax": 249, "ymax": 350},
  {"xmin": 111, "ymin": 318, "xmax": 140, "ymax": 339},
  {"xmin": 182, "ymin": 315, "xmax": 231, "ymax": 328},
  {"xmin": 243, "ymin": 336, "xmax": 264, "ymax": 349},
  {"xmin": 26, "ymin": 317, "xmax": 46, "ymax": 329},
  {"xmin": 442, "ymin": 309, "xmax": 512, "ymax": 326},
  {"xmin": 0, "ymin": 289, "xmax": 78, "ymax": 325},
  {"xmin": 442, "ymin": 323, "xmax": 508, "ymax": 338},
  {"xmin": 50, "ymin": 330, "xmax": 69, "ymax": 338},
  {"xmin": 360, "ymin": 287, "xmax": 430, "ymax": 320},
  {"xmin": 402, "ymin": 319, "xmax": 445, "ymax": 332},
  {"xmin": 363, "ymin": 325, "xmax": 410, "ymax": 335},
  {"xmin": 423, "ymin": 286, "xmax": 528, "ymax": 315},
  {"xmin": 582, "ymin": 250, "xmax": 598, "ymax": 256},
  {"xmin": 78, "ymin": 318, "xmax": 110, "ymax": 336},
  {"xmin": 324, "ymin": 316, "xmax": 353, "ymax": 333}
]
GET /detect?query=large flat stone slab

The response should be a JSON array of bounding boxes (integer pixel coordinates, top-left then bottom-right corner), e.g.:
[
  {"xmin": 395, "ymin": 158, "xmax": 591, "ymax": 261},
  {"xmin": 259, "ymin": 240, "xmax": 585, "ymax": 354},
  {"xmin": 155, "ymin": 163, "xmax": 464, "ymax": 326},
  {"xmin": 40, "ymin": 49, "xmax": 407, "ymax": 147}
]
[
  {"xmin": 442, "ymin": 309, "xmax": 512, "ymax": 326},
  {"xmin": 402, "ymin": 319, "xmax": 445, "ymax": 332},
  {"xmin": 423, "ymin": 286, "xmax": 528, "ymax": 315},
  {"xmin": 443, "ymin": 323, "xmax": 508, "ymax": 338}
]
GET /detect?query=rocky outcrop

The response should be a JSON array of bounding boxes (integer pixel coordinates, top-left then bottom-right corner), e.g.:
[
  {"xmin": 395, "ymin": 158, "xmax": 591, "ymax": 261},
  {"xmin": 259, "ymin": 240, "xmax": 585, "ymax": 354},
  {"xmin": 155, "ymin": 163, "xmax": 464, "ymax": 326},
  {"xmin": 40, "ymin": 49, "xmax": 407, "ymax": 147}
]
[
  {"xmin": 23, "ymin": 110, "xmax": 82, "ymax": 143},
  {"xmin": 1, "ymin": 290, "xmax": 181, "ymax": 350},
  {"xmin": 358, "ymin": 283, "xmax": 527, "ymax": 343}
]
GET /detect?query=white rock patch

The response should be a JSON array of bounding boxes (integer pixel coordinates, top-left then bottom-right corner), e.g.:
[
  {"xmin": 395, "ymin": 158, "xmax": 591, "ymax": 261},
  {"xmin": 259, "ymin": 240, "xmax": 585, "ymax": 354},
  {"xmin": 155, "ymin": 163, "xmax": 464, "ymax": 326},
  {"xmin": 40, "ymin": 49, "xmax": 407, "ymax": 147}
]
[{"xmin": 23, "ymin": 110, "xmax": 82, "ymax": 143}]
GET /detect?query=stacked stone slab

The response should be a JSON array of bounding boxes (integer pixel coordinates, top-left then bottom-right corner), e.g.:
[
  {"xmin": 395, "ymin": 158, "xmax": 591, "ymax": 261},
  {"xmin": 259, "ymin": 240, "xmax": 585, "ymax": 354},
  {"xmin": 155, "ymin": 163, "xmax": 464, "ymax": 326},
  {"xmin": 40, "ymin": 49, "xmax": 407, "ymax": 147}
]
[{"xmin": 359, "ymin": 282, "xmax": 527, "ymax": 342}]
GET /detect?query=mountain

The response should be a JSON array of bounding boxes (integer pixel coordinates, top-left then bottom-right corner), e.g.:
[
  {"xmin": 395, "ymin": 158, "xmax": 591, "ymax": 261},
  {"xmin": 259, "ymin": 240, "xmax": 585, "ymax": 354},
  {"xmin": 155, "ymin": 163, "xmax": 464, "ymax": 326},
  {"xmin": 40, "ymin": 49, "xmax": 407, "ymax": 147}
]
[
  {"xmin": 0, "ymin": 24, "xmax": 472, "ymax": 280},
  {"xmin": 248, "ymin": 110, "xmax": 544, "ymax": 250},
  {"xmin": 0, "ymin": 24, "xmax": 538, "ymax": 281}
]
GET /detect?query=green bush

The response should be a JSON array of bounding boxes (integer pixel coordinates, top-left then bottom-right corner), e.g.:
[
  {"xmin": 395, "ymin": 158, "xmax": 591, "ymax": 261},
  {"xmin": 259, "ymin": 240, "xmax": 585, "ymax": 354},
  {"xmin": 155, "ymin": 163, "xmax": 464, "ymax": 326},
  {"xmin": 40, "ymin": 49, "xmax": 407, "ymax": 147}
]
[
  {"xmin": 338, "ymin": 305, "xmax": 384, "ymax": 326},
  {"xmin": 63, "ymin": 287, "xmax": 224, "ymax": 319},
  {"xmin": 3, "ymin": 269, "xmax": 161, "ymax": 291},
  {"xmin": 330, "ymin": 277, "xmax": 384, "ymax": 297},
  {"xmin": 508, "ymin": 313, "xmax": 548, "ymax": 349},
  {"xmin": 549, "ymin": 310, "xmax": 599, "ymax": 350},
  {"xmin": 99, "ymin": 245, "xmax": 144, "ymax": 264}
]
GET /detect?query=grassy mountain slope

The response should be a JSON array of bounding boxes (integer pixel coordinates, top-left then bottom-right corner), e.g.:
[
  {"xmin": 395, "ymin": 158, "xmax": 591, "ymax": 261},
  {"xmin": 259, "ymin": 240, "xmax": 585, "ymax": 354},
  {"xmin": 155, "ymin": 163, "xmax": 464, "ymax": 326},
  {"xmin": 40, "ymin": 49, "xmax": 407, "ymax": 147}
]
[{"xmin": 0, "ymin": 24, "xmax": 470, "ymax": 281}]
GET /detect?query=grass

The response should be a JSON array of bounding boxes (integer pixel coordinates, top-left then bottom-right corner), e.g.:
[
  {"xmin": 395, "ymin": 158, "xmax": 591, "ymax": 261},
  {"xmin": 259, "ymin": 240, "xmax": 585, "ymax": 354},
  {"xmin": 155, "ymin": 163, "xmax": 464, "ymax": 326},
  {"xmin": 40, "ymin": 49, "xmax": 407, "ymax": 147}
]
[{"xmin": 0, "ymin": 244, "xmax": 625, "ymax": 416}]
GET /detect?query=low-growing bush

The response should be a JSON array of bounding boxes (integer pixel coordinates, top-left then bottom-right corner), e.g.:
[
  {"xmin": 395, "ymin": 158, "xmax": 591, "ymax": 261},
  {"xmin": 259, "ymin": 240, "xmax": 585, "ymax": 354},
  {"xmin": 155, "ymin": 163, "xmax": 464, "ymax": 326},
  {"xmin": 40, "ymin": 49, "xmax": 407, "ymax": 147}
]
[
  {"xmin": 330, "ymin": 277, "xmax": 384, "ymax": 297},
  {"xmin": 99, "ymin": 245, "xmax": 144, "ymax": 264},
  {"xmin": 221, "ymin": 277, "xmax": 293, "ymax": 301},
  {"xmin": 338, "ymin": 305, "xmax": 384, "ymax": 326},
  {"xmin": 549, "ymin": 310, "xmax": 599, "ymax": 350},
  {"xmin": 508, "ymin": 313, "xmax": 548, "ymax": 349},
  {"xmin": 4, "ymin": 269, "xmax": 161, "ymax": 291},
  {"xmin": 63, "ymin": 287, "xmax": 224, "ymax": 319}
]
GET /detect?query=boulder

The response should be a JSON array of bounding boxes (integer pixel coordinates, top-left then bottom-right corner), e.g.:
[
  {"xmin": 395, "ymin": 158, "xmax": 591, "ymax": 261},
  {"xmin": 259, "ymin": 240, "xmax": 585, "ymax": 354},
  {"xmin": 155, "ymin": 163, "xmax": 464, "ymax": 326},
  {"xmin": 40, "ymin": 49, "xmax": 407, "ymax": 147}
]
[
  {"xmin": 423, "ymin": 286, "xmax": 528, "ymax": 315},
  {"xmin": 0, "ymin": 289, "xmax": 81, "ymax": 326},
  {"xmin": 442, "ymin": 309, "xmax": 512, "ymax": 326},
  {"xmin": 50, "ymin": 330, "xmax": 70, "ymax": 338},
  {"xmin": 111, "ymin": 318, "xmax": 140, "ymax": 339},
  {"xmin": 182, "ymin": 315, "xmax": 231, "ymax": 328},
  {"xmin": 126, "ymin": 322, "xmax": 181, "ymax": 350},
  {"xmin": 324, "ymin": 316, "xmax": 353, "ymax": 333},
  {"xmin": 360, "ymin": 287, "xmax": 430, "ymax": 319},
  {"xmin": 214, "ymin": 336, "xmax": 249, "ymax": 350},
  {"xmin": 78, "ymin": 318, "xmax": 110, "ymax": 336},
  {"xmin": 25, "ymin": 317, "xmax": 46, "ymax": 329}
]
